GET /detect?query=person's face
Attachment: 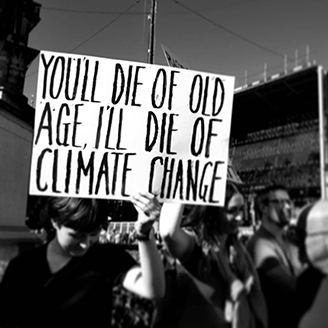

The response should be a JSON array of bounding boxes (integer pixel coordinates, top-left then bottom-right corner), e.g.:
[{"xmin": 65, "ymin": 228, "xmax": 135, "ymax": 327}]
[
  {"xmin": 53, "ymin": 223, "xmax": 101, "ymax": 257},
  {"xmin": 226, "ymin": 193, "xmax": 245, "ymax": 234},
  {"xmin": 264, "ymin": 189, "xmax": 293, "ymax": 226}
]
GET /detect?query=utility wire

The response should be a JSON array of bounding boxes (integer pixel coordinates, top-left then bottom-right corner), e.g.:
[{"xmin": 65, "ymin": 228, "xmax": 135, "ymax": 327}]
[
  {"xmin": 42, "ymin": 6, "xmax": 145, "ymax": 15},
  {"xmin": 173, "ymin": 0, "xmax": 291, "ymax": 61},
  {"xmin": 70, "ymin": 1, "xmax": 141, "ymax": 52},
  {"xmin": 26, "ymin": 0, "xmax": 142, "ymax": 78}
]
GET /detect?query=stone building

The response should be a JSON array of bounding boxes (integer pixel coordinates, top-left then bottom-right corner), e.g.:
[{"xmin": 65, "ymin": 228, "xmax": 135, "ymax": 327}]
[{"xmin": 0, "ymin": 0, "xmax": 41, "ymax": 266}]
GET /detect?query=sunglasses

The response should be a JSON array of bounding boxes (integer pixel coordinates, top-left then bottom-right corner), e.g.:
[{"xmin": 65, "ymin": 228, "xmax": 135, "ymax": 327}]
[{"xmin": 268, "ymin": 199, "xmax": 292, "ymax": 206}]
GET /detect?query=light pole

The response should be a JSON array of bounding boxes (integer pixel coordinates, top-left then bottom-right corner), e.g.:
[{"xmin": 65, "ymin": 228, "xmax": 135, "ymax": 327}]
[{"xmin": 147, "ymin": 0, "xmax": 157, "ymax": 64}]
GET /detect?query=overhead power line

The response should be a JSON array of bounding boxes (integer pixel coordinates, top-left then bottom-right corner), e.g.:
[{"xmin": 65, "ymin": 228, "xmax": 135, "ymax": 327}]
[
  {"xmin": 26, "ymin": 0, "xmax": 142, "ymax": 79},
  {"xmin": 173, "ymin": 0, "xmax": 291, "ymax": 61},
  {"xmin": 70, "ymin": 1, "xmax": 142, "ymax": 52},
  {"xmin": 42, "ymin": 6, "xmax": 145, "ymax": 15}
]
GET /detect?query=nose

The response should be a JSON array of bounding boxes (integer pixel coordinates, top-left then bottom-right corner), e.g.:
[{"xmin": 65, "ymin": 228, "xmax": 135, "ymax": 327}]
[
  {"xmin": 284, "ymin": 201, "xmax": 293, "ymax": 212},
  {"xmin": 79, "ymin": 236, "xmax": 91, "ymax": 249},
  {"xmin": 234, "ymin": 212, "xmax": 243, "ymax": 222}
]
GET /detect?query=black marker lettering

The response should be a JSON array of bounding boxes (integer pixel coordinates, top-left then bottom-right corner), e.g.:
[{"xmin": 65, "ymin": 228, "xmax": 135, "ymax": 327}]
[
  {"xmin": 76, "ymin": 151, "xmax": 94, "ymax": 194},
  {"xmin": 189, "ymin": 75, "xmax": 202, "ymax": 114},
  {"xmin": 56, "ymin": 103, "xmax": 70, "ymax": 146},
  {"xmin": 190, "ymin": 117, "xmax": 205, "ymax": 156},
  {"xmin": 35, "ymin": 102, "xmax": 53, "ymax": 146},
  {"xmin": 72, "ymin": 104, "xmax": 83, "ymax": 148},
  {"xmin": 95, "ymin": 153, "xmax": 110, "ymax": 195},
  {"xmin": 151, "ymin": 69, "xmax": 167, "ymax": 109},
  {"xmin": 41, "ymin": 54, "xmax": 55, "ymax": 99},
  {"xmin": 65, "ymin": 57, "xmax": 81, "ymax": 101},
  {"xmin": 121, "ymin": 153, "xmax": 136, "ymax": 196},
  {"xmin": 94, "ymin": 106, "xmax": 105, "ymax": 149},
  {"xmin": 49, "ymin": 56, "xmax": 65, "ymax": 99},
  {"xmin": 36, "ymin": 148, "xmax": 51, "ymax": 191},
  {"xmin": 52, "ymin": 149, "xmax": 60, "ymax": 193}
]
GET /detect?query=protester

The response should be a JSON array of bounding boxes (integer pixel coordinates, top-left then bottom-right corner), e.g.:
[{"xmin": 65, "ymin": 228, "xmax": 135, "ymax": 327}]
[
  {"xmin": 156, "ymin": 181, "xmax": 267, "ymax": 328},
  {"xmin": 295, "ymin": 199, "xmax": 328, "ymax": 275},
  {"xmin": 294, "ymin": 199, "xmax": 328, "ymax": 328},
  {"xmin": 0, "ymin": 192, "xmax": 165, "ymax": 328},
  {"xmin": 246, "ymin": 185, "xmax": 324, "ymax": 328}
]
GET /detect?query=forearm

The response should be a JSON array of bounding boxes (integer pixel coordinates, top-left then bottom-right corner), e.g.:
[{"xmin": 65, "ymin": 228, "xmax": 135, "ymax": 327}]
[
  {"xmin": 159, "ymin": 202, "xmax": 195, "ymax": 260},
  {"xmin": 137, "ymin": 230, "xmax": 165, "ymax": 300},
  {"xmin": 159, "ymin": 202, "xmax": 184, "ymax": 238}
]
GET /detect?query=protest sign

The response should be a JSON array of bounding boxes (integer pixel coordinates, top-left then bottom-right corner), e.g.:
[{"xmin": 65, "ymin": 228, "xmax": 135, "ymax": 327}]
[
  {"xmin": 161, "ymin": 46, "xmax": 242, "ymax": 186},
  {"xmin": 227, "ymin": 158, "xmax": 243, "ymax": 184},
  {"xmin": 161, "ymin": 44, "xmax": 189, "ymax": 70},
  {"xmin": 29, "ymin": 50, "xmax": 235, "ymax": 205}
]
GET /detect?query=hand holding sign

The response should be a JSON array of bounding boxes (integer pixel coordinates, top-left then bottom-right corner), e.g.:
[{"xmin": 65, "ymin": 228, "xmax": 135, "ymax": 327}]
[{"xmin": 131, "ymin": 192, "xmax": 161, "ymax": 238}]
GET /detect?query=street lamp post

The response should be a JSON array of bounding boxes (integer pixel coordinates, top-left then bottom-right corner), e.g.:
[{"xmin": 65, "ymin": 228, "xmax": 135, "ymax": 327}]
[{"xmin": 147, "ymin": 0, "xmax": 157, "ymax": 64}]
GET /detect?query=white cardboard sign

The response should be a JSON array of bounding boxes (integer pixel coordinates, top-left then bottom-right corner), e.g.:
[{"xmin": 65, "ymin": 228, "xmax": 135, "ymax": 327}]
[{"xmin": 29, "ymin": 51, "xmax": 235, "ymax": 205}]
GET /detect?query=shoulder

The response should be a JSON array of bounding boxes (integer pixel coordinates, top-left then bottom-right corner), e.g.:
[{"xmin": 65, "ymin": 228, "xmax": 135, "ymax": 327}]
[
  {"xmin": 247, "ymin": 231, "xmax": 280, "ymax": 267},
  {"xmin": 247, "ymin": 226, "xmax": 274, "ymax": 249},
  {"xmin": 8, "ymin": 243, "xmax": 46, "ymax": 268}
]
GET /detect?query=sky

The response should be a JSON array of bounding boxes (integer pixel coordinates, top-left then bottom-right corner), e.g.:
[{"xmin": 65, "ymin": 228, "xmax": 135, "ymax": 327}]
[{"xmin": 24, "ymin": 0, "xmax": 328, "ymax": 103}]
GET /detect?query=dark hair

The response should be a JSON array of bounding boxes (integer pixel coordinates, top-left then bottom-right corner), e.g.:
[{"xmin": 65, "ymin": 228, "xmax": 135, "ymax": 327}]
[
  {"xmin": 254, "ymin": 184, "xmax": 289, "ymax": 218},
  {"xmin": 49, "ymin": 197, "xmax": 109, "ymax": 230},
  {"xmin": 183, "ymin": 181, "xmax": 242, "ymax": 247},
  {"xmin": 36, "ymin": 197, "xmax": 108, "ymax": 240},
  {"xmin": 225, "ymin": 181, "xmax": 242, "ymax": 207}
]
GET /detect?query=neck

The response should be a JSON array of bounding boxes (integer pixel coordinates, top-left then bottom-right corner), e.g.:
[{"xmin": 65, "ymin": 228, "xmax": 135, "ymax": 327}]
[
  {"xmin": 47, "ymin": 238, "xmax": 72, "ymax": 274},
  {"xmin": 262, "ymin": 218, "xmax": 284, "ymax": 240}
]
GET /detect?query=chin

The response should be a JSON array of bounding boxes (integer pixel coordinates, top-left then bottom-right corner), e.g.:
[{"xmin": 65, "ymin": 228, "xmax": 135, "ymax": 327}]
[
  {"xmin": 229, "ymin": 222, "xmax": 240, "ymax": 233},
  {"xmin": 70, "ymin": 249, "xmax": 88, "ymax": 257}
]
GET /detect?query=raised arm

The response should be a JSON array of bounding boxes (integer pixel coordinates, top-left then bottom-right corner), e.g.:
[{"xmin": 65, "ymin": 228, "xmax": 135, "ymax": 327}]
[
  {"xmin": 123, "ymin": 192, "xmax": 165, "ymax": 300},
  {"xmin": 159, "ymin": 202, "xmax": 196, "ymax": 262}
]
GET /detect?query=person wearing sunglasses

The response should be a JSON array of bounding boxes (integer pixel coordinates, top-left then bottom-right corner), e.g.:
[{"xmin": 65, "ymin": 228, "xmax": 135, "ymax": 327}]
[{"xmin": 247, "ymin": 185, "xmax": 323, "ymax": 328}]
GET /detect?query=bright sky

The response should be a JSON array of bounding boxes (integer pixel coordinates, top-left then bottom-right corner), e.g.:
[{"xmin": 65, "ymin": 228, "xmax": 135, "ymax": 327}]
[{"xmin": 24, "ymin": 0, "xmax": 328, "ymax": 102}]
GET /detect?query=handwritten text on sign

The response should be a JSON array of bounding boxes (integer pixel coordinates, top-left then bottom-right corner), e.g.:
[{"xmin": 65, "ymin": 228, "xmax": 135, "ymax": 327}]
[{"xmin": 29, "ymin": 51, "xmax": 235, "ymax": 205}]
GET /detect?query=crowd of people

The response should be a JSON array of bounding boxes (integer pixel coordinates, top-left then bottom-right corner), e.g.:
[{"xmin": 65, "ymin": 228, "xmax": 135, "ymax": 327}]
[{"xmin": 0, "ymin": 182, "xmax": 326, "ymax": 328}]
